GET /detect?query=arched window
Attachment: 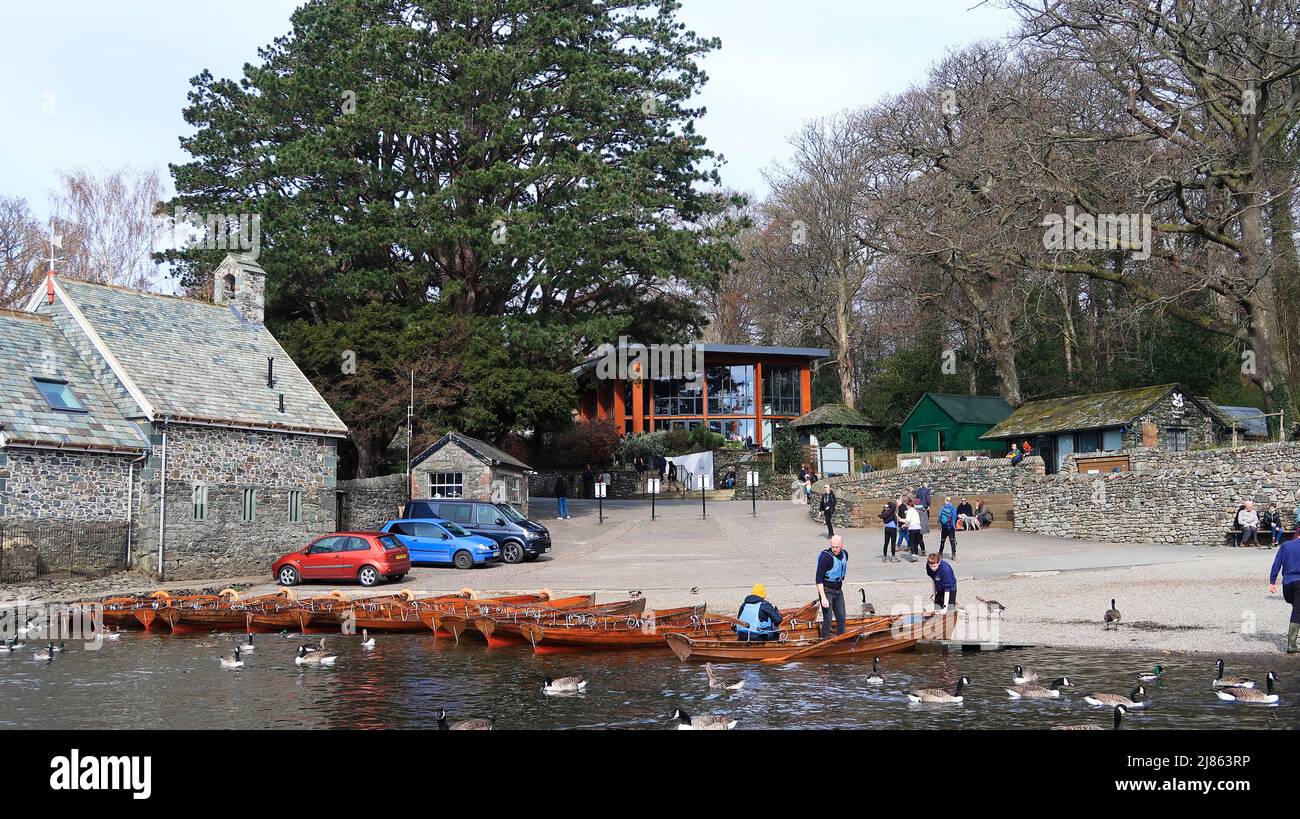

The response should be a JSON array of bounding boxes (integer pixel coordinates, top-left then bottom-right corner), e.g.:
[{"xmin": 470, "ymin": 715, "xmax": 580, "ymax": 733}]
[{"xmin": 222, "ymin": 273, "xmax": 237, "ymax": 300}]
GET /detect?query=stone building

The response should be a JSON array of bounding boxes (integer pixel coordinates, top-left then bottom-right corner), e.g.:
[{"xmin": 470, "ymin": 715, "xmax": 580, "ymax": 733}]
[
  {"xmin": 980, "ymin": 383, "xmax": 1230, "ymax": 474},
  {"xmin": 2, "ymin": 255, "xmax": 348, "ymax": 579},
  {"xmin": 410, "ymin": 432, "xmax": 534, "ymax": 515}
]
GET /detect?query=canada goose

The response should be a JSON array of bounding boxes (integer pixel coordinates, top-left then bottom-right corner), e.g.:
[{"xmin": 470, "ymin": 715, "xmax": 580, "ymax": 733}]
[
  {"xmin": 219, "ymin": 646, "xmax": 244, "ymax": 669},
  {"xmin": 866, "ymin": 656, "xmax": 884, "ymax": 685},
  {"xmin": 1012, "ymin": 664, "xmax": 1038, "ymax": 685},
  {"xmin": 629, "ymin": 590, "xmax": 643, "ymax": 598},
  {"xmin": 33, "ymin": 643, "xmax": 56, "ymax": 662},
  {"xmin": 858, "ymin": 589, "xmax": 876, "ymax": 616},
  {"xmin": 295, "ymin": 645, "xmax": 337, "ymax": 666},
  {"xmin": 1006, "ymin": 676, "xmax": 1074, "ymax": 699},
  {"xmin": 542, "ymin": 676, "xmax": 588, "ymax": 695},
  {"xmin": 238, "ymin": 634, "xmax": 256, "ymax": 652},
  {"xmin": 0, "ymin": 639, "xmax": 21, "ymax": 653},
  {"xmin": 1137, "ymin": 665, "xmax": 1163, "ymax": 682},
  {"xmin": 436, "ymin": 709, "xmax": 494, "ymax": 730},
  {"xmin": 50, "ymin": 641, "xmax": 66, "ymax": 653},
  {"xmin": 102, "ymin": 629, "xmax": 122, "ymax": 642},
  {"xmin": 671, "ymin": 707, "xmax": 736, "ymax": 730},
  {"xmin": 17, "ymin": 618, "xmax": 38, "ymax": 637},
  {"xmin": 1084, "ymin": 686, "xmax": 1147, "ymax": 708},
  {"xmin": 705, "ymin": 663, "xmax": 745, "ymax": 691},
  {"xmin": 361, "ymin": 629, "xmax": 375, "ymax": 648},
  {"xmin": 1215, "ymin": 672, "xmax": 1279, "ymax": 704},
  {"xmin": 908, "ymin": 676, "xmax": 970, "ymax": 703},
  {"xmin": 1104, "ymin": 599, "xmax": 1121, "ymax": 630},
  {"xmin": 1053, "ymin": 704, "xmax": 1127, "ymax": 730},
  {"xmin": 1212, "ymin": 659, "xmax": 1254, "ymax": 688},
  {"xmin": 690, "ymin": 587, "xmax": 700, "ymax": 595},
  {"xmin": 976, "ymin": 597, "xmax": 1007, "ymax": 613},
  {"xmin": 299, "ymin": 636, "xmax": 327, "ymax": 654}
]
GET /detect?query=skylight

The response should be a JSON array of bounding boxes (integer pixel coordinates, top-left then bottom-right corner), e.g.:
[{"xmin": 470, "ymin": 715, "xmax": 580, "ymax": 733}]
[{"xmin": 33, "ymin": 378, "xmax": 86, "ymax": 412}]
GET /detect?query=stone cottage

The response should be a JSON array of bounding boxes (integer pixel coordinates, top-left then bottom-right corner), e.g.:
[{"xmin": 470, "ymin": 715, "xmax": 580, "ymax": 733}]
[
  {"xmin": 4, "ymin": 254, "xmax": 349, "ymax": 579},
  {"xmin": 410, "ymin": 432, "xmax": 534, "ymax": 515},
  {"xmin": 981, "ymin": 383, "xmax": 1229, "ymax": 473}
]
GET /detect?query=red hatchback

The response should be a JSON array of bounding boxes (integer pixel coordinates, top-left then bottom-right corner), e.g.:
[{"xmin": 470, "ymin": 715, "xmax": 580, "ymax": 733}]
[{"xmin": 273, "ymin": 532, "xmax": 411, "ymax": 588}]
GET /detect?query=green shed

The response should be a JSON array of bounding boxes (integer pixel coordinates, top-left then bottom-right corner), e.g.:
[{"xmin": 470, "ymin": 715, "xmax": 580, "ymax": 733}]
[{"xmin": 899, "ymin": 393, "xmax": 1013, "ymax": 454}]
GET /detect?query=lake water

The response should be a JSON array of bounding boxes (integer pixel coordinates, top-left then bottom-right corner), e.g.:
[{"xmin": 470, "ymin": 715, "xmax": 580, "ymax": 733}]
[{"xmin": 1, "ymin": 632, "xmax": 1295, "ymax": 730}]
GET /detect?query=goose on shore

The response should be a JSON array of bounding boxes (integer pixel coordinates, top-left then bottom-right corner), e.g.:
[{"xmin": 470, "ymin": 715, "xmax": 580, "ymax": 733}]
[
  {"xmin": 1012, "ymin": 665, "xmax": 1038, "ymax": 685},
  {"xmin": 1006, "ymin": 677, "xmax": 1074, "ymax": 699},
  {"xmin": 1137, "ymin": 665, "xmax": 1163, "ymax": 682},
  {"xmin": 1084, "ymin": 686, "xmax": 1147, "ymax": 708},
  {"xmin": 219, "ymin": 646, "xmax": 244, "ymax": 669},
  {"xmin": 866, "ymin": 657, "xmax": 884, "ymax": 685},
  {"xmin": 1212, "ymin": 659, "xmax": 1254, "ymax": 688},
  {"xmin": 1104, "ymin": 599, "xmax": 1121, "ymax": 630},
  {"xmin": 542, "ymin": 676, "xmax": 587, "ymax": 695},
  {"xmin": 361, "ymin": 630, "xmax": 375, "ymax": 648},
  {"xmin": 908, "ymin": 676, "xmax": 970, "ymax": 703},
  {"xmin": 705, "ymin": 663, "xmax": 745, "ymax": 691},
  {"xmin": 1215, "ymin": 672, "xmax": 1279, "ymax": 704},
  {"xmin": 859, "ymin": 589, "xmax": 876, "ymax": 616},
  {"xmin": 437, "ymin": 709, "xmax": 494, "ymax": 730},
  {"xmin": 1053, "ymin": 704, "xmax": 1127, "ymax": 730},
  {"xmin": 295, "ymin": 645, "xmax": 337, "ymax": 666},
  {"xmin": 671, "ymin": 707, "xmax": 736, "ymax": 730}
]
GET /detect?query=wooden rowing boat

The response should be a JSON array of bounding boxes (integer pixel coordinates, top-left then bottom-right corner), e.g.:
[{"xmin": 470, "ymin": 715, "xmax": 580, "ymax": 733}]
[
  {"xmin": 664, "ymin": 611, "xmax": 956, "ymax": 662},
  {"xmin": 468, "ymin": 597, "xmax": 649, "ymax": 646},
  {"xmin": 417, "ymin": 593, "xmax": 595, "ymax": 638},
  {"xmin": 511, "ymin": 604, "xmax": 729, "ymax": 652},
  {"xmin": 157, "ymin": 589, "xmax": 297, "ymax": 634},
  {"xmin": 348, "ymin": 591, "xmax": 476, "ymax": 632}
]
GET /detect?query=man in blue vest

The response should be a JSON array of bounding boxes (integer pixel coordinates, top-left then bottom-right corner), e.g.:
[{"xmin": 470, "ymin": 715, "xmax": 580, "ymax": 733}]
[
  {"xmin": 1269, "ymin": 533, "xmax": 1300, "ymax": 653},
  {"xmin": 937, "ymin": 495, "xmax": 958, "ymax": 560},
  {"xmin": 734, "ymin": 583, "xmax": 782, "ymax": 642},
  {"xmin": 817, "ymin": 535, "xmax": 849, "ymax": 638}
]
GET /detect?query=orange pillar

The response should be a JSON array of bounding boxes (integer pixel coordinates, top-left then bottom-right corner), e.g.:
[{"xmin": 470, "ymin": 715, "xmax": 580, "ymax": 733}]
[
  {"xmin": 612, "ymin": 378, "xmax": 626, "ymax": 431},
  {"xmin": 800, "ymin": 364, "xmax": 812, "ymax": 415},
  {"xmin": 754, "ymin": 362, "xmax": 764, "ymax": 448},
  {"xmin": 631, "ymin": 379, "xmax": 644, "ymax": 433}
]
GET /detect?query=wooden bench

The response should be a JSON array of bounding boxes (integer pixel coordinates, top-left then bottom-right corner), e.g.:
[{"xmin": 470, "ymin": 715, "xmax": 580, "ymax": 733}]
[{"xmin": 1224, "ymin": 528, "xmax": 1295, "ymax": 547}]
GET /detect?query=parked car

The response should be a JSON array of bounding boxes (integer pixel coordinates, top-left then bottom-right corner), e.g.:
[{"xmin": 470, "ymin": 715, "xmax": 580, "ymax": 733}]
[
  {"xmin": 272, "ymin": 532, "xmax": 411, "ymax": 587},
  {"xmin": 401, "ymin": 500, "xmax": 550, "ymax": 564},
  {"xmin": 380, "ymin": 518, "xmax": 500, "ymax": 570}
]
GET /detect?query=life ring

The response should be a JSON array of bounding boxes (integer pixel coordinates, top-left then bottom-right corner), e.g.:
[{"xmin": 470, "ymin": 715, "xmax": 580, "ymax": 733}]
[
  {"xmin": 278, "ymin": 588, "xmax": 296, "ymax": 602},
  {"xmin": 149, "ymin": 590, "xmax": 171, "ymax": 600},
  {"xmin": 218, "ymin": 588, "xmax": 240, "ymax": 601},
  {"xmin": 458, "ymin": 587, "xmax": 477, "ymax": 600},
  {"xmin": 538, "ymin": 587, "xmax": 553, "ymax": 601},
  {"xmin": 399, "ymin": 589, "xmax": 415, "ymax": 602},
  {"xmin": 326, "ymin": 590, "xmax": 349, "ymax": 602}
]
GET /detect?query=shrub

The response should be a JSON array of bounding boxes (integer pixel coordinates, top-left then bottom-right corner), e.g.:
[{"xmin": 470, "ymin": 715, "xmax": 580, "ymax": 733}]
[
  {"xmin": 552, "ymin": 420, "xmax": 620, "ymax": 469},
  {"xmin": 772, "ymin": 429, "xmax": 802, "ymax": 474}
]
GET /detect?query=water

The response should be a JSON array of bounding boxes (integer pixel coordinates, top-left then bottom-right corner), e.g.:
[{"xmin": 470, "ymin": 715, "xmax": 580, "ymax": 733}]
[{"xmin": 1, "ymin": 633, "xmax": 1295, "ymax": 729}]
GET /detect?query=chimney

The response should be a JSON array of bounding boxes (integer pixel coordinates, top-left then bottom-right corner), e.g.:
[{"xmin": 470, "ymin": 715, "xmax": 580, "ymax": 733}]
[
  {"xmin": 267, "ymin": 356, "xmax": 275, "ymax": 388},
  {"xmin": 211, "ymin": 253, "xmax": 266, "ymax": 324}
]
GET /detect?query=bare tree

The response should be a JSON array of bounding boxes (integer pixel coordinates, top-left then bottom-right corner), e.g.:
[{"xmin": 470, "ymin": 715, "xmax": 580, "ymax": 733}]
[
  {"xmin": 50, "ymin": 166, "xmax": 166, "ymax": 291},
  {"xmin": 0, "ymin": 195, "xmax": 44, "ymax": 308}
]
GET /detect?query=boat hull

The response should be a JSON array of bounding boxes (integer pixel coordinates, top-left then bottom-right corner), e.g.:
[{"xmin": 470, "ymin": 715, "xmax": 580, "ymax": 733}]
[{"xmin": 665, "ymin": 612, "xmax": 954, "ymax": 662}]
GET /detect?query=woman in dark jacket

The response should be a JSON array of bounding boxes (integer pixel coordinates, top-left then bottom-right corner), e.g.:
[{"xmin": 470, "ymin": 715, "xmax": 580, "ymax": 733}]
[{"xmin": 880, "ymin": 501, "xmax": 898, "ymax": 562}]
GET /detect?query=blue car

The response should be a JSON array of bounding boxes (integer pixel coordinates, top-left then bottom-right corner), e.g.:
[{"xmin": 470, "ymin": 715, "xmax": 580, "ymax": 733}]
[{"xmin": 380, "ymin": 518, "xmax": 501, "ymax": 570}]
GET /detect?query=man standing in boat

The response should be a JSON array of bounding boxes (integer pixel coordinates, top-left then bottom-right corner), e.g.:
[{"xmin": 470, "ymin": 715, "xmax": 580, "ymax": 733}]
[
  {"xmin": 734, "ymin": 584, "xmax": 782, "ymax": 642},
  {"xmin": 817, "ymin": 535, "xmax": 849, "ymax": 638}
]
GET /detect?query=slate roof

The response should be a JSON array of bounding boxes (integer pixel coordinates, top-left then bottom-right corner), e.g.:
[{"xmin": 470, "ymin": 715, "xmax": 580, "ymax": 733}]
[
  {"xmin": 981, "ymin": 383, "xmax": 1191, "ymax": 439},
  {"xmin": 411, "ymin": 432, "xmax": 534, "ymax": 472},
  {"xmin": 0, "ymin": 310, "xmax": 148, "ymax": 452},
  {"xmin": 916, "ymin": 393, "xmax": 1014, "ymax": 426},
  {"xmin": 39, "ymin": 275, "xmax": 347, "ymax": 437},
  {"xmin": 788, "ymin": 403, "xmax": 883, "ymax": 429},
  {"xmin": 1217, "ymin": 405, "xmax": 1270, "ymax": 438}
]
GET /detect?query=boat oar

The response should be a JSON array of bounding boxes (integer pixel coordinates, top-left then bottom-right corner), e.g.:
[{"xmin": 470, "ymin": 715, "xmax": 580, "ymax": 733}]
[{"xmin": 759, "ymin": 624, "xmax": 872, "ymax": 665}]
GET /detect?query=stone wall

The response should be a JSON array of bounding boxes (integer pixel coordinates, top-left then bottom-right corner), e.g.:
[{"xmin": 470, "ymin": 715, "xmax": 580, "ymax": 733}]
[
  {"xmin": 1122, "ymin": 392, "xmax": 1220, "ymax": 450},
  {"xmin": 529, "ymin": 469, "xmax": 638, "ymax": 499},
  {"xmin": 133, "ymin": 423, "xmax": 339, "ymax": 580},
  {"xmin": 338, "ymin": 473, "xmax": 408, "ymax": 531},
  {"xmin": 0, "ymin": 449, "xmax": 137, "ymax": 521}
]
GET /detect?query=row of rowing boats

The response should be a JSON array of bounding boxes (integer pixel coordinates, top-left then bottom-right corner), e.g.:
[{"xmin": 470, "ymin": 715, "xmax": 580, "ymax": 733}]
[{"xmin": 74, "ymin": 588, "xmax": 955, "ymax": 662}]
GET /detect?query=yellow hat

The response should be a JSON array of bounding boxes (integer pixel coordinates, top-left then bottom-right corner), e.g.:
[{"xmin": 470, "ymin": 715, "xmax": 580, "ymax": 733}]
[{"xmin": 751, "ymin": 583, "xmax": 767, "ymax": 598}]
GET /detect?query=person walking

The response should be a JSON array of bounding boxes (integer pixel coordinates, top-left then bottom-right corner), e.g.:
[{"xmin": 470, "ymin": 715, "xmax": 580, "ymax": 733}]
[
  {"xmin": 880, "ymin": 501, "xmax": 898, "ymax": 563},
  {"xmin": 820, "ymin": 484, "xmax": 837, "ymax": 538},
  {"xmin": 915, "ymin": 482, "xmax": 932, "ymax": 510},
  {"xmin": 816, "ymin": 535, "xmax": 849, "ymax": 638},
  {"xmin": 1270, "ymin": 533, "xmax": 1300, "ymax": 653},
  {"xmin": 554, "ymin": 474, "xmax": 570, "ymax": 520},
  {"xmin": 904, "ymin": 501, "xmax": 923, "ymax": 562},
  {"xmin": 938, "ymin": 495, "xmax": 958, "ymax": 560},
  {"xmin": 926, "ymin": 552, "xmax": 957, "ymax": 611}
]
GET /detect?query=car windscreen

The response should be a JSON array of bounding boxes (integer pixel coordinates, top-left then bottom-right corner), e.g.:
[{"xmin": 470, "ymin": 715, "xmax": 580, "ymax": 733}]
[
  {"xmin": 378, "ymin": 534, "xmax": 405, "ymax": 551},
  {"xmin": 495, "ymin": 503, "xmax": 526, "ymax": 524},
  {"xmin": 441, "ymin": 521, "xmax": 470, "ymax": 537}
]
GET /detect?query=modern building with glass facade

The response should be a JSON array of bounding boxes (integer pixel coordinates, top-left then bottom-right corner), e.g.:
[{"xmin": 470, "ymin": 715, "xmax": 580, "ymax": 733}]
[{"xmin": 574, "ymin": 343, "xmax": 830, "ymax": 448}]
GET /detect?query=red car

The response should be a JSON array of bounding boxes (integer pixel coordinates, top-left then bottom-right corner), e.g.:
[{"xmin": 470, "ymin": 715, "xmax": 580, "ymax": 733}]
[{"xmin": 273, "ymin": 532, "xmax": 411, "ymax": 588}]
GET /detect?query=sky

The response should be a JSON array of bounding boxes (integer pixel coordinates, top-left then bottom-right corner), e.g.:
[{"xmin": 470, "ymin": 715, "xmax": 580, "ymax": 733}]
[{"xmin": 0, "ymin": 0, "xmax": 1019, "ymax": 222}]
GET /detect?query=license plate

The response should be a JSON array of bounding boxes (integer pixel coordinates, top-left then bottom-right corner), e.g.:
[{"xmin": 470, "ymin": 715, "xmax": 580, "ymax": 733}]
[{"xmin": 394, "ymin": 552, "xmax": 407, "ymax": 560}]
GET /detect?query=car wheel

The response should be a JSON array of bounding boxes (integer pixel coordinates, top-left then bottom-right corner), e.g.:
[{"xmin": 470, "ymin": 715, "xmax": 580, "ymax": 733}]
[
  {"xmin": 501, "ymin": 541, "xmax": 525, "ymax": 565},
  {"xmin": 357, "ymin": 566, "xmax": 380, "ymax": 587},
  {"xmin": 277, "ymin": 565, "xmax": 300, "ymax": 586},
  {"xmin": 453, "ymin": 551, "xmax": 475, "ymax": 570},
  {"xmin": 386, "ymin": 573, "xmax": 406, "ymax": 582}
]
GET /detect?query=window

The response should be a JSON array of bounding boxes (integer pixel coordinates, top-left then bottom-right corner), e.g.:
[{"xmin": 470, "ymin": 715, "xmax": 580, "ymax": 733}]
[
  {"xmin": 429, "ymin": 472, "xmax": 463, "ymax": 498},
  {"xmin": 476, "ymin": 505, "xmax": 502, "ymax": 526},
  {"xmin": 32, "ymin": 378, "xmax": 85, "ymax": 412},
  {"xmin": 938, "ymin": 430, "xmax": 948, "ymax": 451},
  {"xmin": 1167, "ymin": 428, "xmax": 1189, "ymax": 452},
  {"xmin": 761, "ymin": 367, "xmax": 802, "ymax": 416},
  {"xmin": 909, "ymin": 432, "xmax": 919, "ymax": 453},
  {"xmin": 309, "ymin": 536, "xmax": 340, "ymax": 554},
  {"xmin": 241, "ymin": 488, "xmax": 257, "ymax": 522},
  {"xmin": 342, "ymin": 536, "xmax": 370, "ymax": 552},
  {"xmin": 287, "ymin": 489, "xmax": 303, "ymax": 523},
  {"xmin": 706, "ymin": 365, "xmax": 754, "ymax": 415},
  {"xmin": 192, "ymin": 484, "xmax": 208, "ymax": 521},
  {"xmin": 1075, "ymin": 430, "xmax": 1101, "ymax": 454},
  {"xmin": 438, "ymin": 503, "xmax": 473, "ymax": 525},
  {"xmin": 651, "ymin": 376, "xmax": 703, "ymax": 416}
]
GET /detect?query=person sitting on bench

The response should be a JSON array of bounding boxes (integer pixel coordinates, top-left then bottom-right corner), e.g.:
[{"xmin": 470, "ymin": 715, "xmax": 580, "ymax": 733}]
[{"xmin": 1236, "ymin": 500, "xmax": 1259, "ymax": 547}]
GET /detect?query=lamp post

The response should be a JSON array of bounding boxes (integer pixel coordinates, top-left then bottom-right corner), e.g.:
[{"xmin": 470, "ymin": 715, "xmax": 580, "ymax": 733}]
[
  {"xmin": 696, "ymin": 472, "xmax": 712, "ymax": 519},
  {"xmin": 747, "ymin": 470, "xmax": 759, "ymax": 517},
  {"xmin": 595, "ymin": 480, "xmax": 606, "ymax": 524},
  {"xmin": 647, "ymin": 477, "xmax": 660, "ymax": 521}
]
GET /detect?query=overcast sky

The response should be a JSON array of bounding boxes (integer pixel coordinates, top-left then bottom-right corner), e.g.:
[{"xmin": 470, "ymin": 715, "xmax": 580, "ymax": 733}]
[{"xmin": 0, "ymin": 0, "xmax": 1018, "ymax": 222}]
